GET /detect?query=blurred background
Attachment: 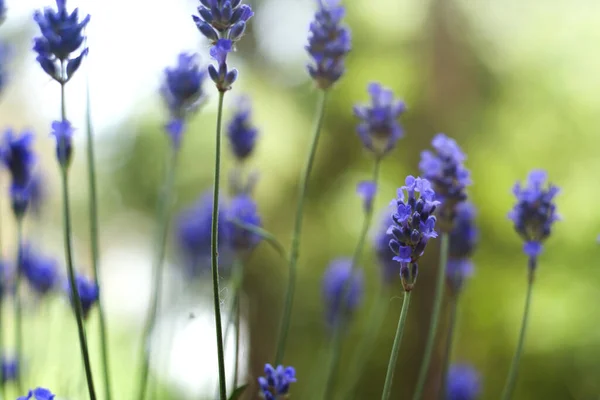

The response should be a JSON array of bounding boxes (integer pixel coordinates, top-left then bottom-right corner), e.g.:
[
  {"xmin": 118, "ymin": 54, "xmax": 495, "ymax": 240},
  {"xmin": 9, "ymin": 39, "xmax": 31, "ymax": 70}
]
[{"xmin": 0, "ymin": 0, "xmax": 597, "ymax": 399}]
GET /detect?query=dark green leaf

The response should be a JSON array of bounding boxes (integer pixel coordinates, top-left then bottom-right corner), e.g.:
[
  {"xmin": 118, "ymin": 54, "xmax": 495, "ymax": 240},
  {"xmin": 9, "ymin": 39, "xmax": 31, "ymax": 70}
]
[{"xmin": 228, "ymin": 384, "xmax": 249, "ymax": 400}]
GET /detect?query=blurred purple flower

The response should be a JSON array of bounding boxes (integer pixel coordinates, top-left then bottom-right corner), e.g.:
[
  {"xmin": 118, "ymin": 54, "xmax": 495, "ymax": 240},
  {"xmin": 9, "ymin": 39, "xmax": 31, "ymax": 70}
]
[
  {"xmin": 446, "ymin": 364, "xmax": 481, "ymax": 400},
  {"xmin": 357, "ymin": 181, "xmax": 376, "ymax": 213},
  {"xmin": 322, "ymin": 258, "xmax": 363, "ymax": 327},
  {"xmin": 227, "ymin": 96, "xmax": 258, "ymax": 161}
]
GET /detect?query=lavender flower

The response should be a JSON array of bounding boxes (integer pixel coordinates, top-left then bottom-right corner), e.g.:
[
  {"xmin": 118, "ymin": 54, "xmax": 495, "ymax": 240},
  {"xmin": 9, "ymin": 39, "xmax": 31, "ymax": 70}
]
[
  {"xmin": 227, "ymin": 194, "xmax": 262, "ymax": 253},
  {"xmin": 208, "ymin": 39, "xmax": 237, "ymax": 92},
  {"xmin": 446, "ymin": 364, "xmax": 481, "ymax": 400},
  {"xmin": 19, "ymin": 244, "xmax": 59, "ymax": 295},
  {"xmin": 322, "ymin": 258, "xmax": 363, "ymax": 327},
  {"xmin": 0, "ymin": 129, "xmax": 36, "ymax": 218},
  {"xmin": 357, "ymin": 181, "xmax": 376, "ymax": 213},
  {"xmin": 18, "ymin": 387, "xmax": 56, "ymax": 400},
  {"xmin": 0, "ymin": 0, "xmax": 6, "ymax": 24},
  {"xmin": 508, "ymin": 170, "xmax": 560, "ymax": 266},
  {"xmin": 419, "ymin": 133, "xmax": 471, "ymax": 230},
  {"xmin": 374, "ymin": 210, "xmax": 398, "ymax": 283},
  {"xmin": 447, "ymin": 202, "xmax": 477, "ymax": 292},
  {"xmin": 258, "ymin": 363, "xmax": 296, "ymax": 400},
  {"xmin": 161, "ymin": 53, "xmax": 207, "ymax": 136},
  {"xmin": 28, "ymin": 172, "xmax": 47, "ymax": 216},
  {"xmin": 227, "ymin": 96, "xmax": 258, "ymax": 161},
  {"xmin": 306, "ymin": 0, "xmax": 351, "ymax": 89},
  {"xmin": 192, "ymin": 0, "xmax": 254, "ymax": 45},
  {"xmin": 49, "ymin": 119, "xmax": 74, "ymax": 167},
  {"xmin": 66, "ymin": 275, "xmax": 99, "ymax": 319},
  {"xmin": 33, "ymin": 0, "xmax": 90, "ymax": 83},
  {"xmin": 1, "ymin": 356, "xmax": 18, "ymax": 384},
  {"xmin": 176, "ymin": 191, "xmax": 231, "ymax": 276},
  {"xmin": 354, "ymin": 83, "xmax": 406, "ymax": 158},
  {"xmin": 388, "ymin": 176, "xmax": 439, "ymax": 291}
]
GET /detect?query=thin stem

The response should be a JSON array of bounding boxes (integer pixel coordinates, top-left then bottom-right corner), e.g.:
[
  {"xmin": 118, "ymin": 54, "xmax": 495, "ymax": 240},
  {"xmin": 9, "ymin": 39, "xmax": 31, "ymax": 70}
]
[
  {"xmin": 381, "ymin": 291, "xmax": 412, "ymax": 400},
  {"xmin": 342, "ymin": 290, "xmax": 390, "ymax": 400},
  {"xmin": 0, "ymin": 299, "xmax": 4, "ymax": 400},
  {"xmin": 233, "ymin": 296, "xmax": 240, "ymax": 388},
  {"xmin": 60, "ymin": 165, "xmax": 97, "ymax": 400},
  {"xmin": 322, "ymin": 159, "xmax": 381, "ymax": 399},
  {"xmin": 439, "ymin": 293, "xmax": 459, "ymax": 400},
  {"xmin": 85, "ymin": 63, "xmax": 112, "ymax": 400},
  {"xmin": 413, "ymin": 233, "xmax": 449, "ymax": 400},
  {"xmin": 275, "ymin": 89, "xmax": 329, "ymax": 365},
  {"xmin": 500, "ymin": 269, "xmax": 535, "ymax": 400},
  {"xmin": 229, "ymin": 219, "xmax": 287, "ymax": 261},
  {"xmin": 14, "ymin": 218, "xmax": 24, "ymax": 394},
  {"xmin": 210, "ymin": 90, "xmax": 227, "ymax": 400},
  {"xmin": 136, "ymin": 148, "xmax": 179, "ymax": 400}
]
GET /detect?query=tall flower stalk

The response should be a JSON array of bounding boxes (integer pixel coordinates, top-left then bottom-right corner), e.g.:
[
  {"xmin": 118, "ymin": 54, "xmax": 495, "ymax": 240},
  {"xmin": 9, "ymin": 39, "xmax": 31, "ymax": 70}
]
[
  {"xmin": 414, "ymin": 134, "xmax": 471, "ymax": 400},
  {"xmin": 501, "ymin": 170, "xmax": 559, "ymax": 400},
  {"xmin": 381, "ymin": 177, "xmax": 439, "ymax": 400}
]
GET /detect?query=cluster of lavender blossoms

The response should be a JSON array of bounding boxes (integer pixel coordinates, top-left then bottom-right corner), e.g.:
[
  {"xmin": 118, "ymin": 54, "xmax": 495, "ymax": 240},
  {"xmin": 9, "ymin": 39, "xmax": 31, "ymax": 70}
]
[
  {"xmin": 322, "ymin": 258, "xmax": 364, "ymax": 327},
  {"xmin": 17, "ymin": 387, "xmax": 55, "ymax": 400},
  {"xmin": 446, "ymin": 364, "xmax": 481, "ymax": 400},
  {"xmin": 447, "ymin": 202, "xmax": 478, "ymax": 293},
  {"xmin": 258, "ymin": 364, "xmax": 296, "ymax": 400}
]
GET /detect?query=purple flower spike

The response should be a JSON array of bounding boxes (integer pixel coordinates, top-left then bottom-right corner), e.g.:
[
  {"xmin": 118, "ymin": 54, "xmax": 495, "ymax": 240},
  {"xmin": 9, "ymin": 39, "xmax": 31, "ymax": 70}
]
[
  {"xmin": 208, "ymin": 39, "xmax": 237, "ymax": 92},
  {"xmin": 446, "ymin": 364, "xmax": 481, "ymax": 400},
  {"xmin": 357, "ymin": 180, "xmax": 376, "ymax": 212},
  {"xmin": 227, "ymin": 96, "xmax": 258, "ymax": 161},
  {"xmin": 161, "ymin": 53, "xmax": 207, "ymax": 124},
  {"xmin": 0, "ymin": 129, "xmax": 36, "ymax": 218},
  {"xmin": 192, "ymin": 0, "xmax": 254, "ymax": 45},
  {"xmin": 322, "ymin": 258, "xmax": 363, "ymax": 327},
  {"xmin": 447, "ymin": 202, "xmax": 478, "ymax": 293},
  {"xmin": 258, "ymin": 363, "xmax": 296, "ymax": 400}
]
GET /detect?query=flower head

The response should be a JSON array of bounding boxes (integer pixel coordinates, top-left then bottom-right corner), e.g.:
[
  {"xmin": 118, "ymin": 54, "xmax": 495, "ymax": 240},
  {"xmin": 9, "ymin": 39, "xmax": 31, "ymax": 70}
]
[
  {"xmin": 227, "ymin": 96, "xmax": 258, "ymax": 161},
  {"xmin": 446, "ymin": 364, "xmax": 481, "ymax": 400},
  {"xmin": 258, "ymin": 363, "xmax": 296, "ymax": 400},
  {"xmin": 49, "ymin": 119, "xmax": 74, "ymax": 167},
  {"xmin": 374, "ymin": 210, "xmax": 399, "ymax": 284},
  {"xmin": 208, "ymin": 39, "xmax": 237, "ymax": 91},
  {"xmin": 388, "ymin": 176, "xmax": 439, "ymax": 291},
  {"xmin": 508, "ymin": 170, "xmax": 560, "ymax": 265},
  {"xmin": 306, "ymin": 0, "xmax": 351, "ymax": 89},
  {"xmin": 419, "ymin": 134, "xmax": 471, "ymax": 230},
  {"xmin": 192, "ymin": 0, "xmax": 254, "ymax": 45},
  {"xmin": 18, "ymin": 387, "xmax": 56, "ymax": 400},
  {"xmin": 33, "ymin": 0, "xmax": 90, "ymax": 82},
  {"xmin": 19, "ymin": 244, "xmax": 59, "ymax": 296},
  {"xmin": 226, "ymin": 194, "xmax": 262, "ymax": 253},
  {"xmin": 0, "ymin": 129, "xmax": 36, "ymax": 218},
  {"xmin": 447, "ymin": 202, "xmax": 477, "ymax": 293},
  {"xmin": 66, "ymin": 275, "xmax": 99, "ymax": 319},
  {"xmin": 0, "ymin": 0, "xmax": 6, "ymax": 24},
  {"xmin": 357, "ymin": 180, "xmax": 376, "ymax": 213},
  {"xmin": 28, "ymin": 172, "xmax": 47, "ymax": 216},
  {"xmin": 354, "ymin": 83, "xmax": 406, "ymax": 158},
  {"xmin": 161, "ymin": 53, "xmax": 207, "ymax": 130},
  {"xmin": 322, "ymin": 258, "xmax": 363, "ymax": 327},
  {"xmin": 1, "ymin": 356, "xmax": 18, "ymax": 384}
]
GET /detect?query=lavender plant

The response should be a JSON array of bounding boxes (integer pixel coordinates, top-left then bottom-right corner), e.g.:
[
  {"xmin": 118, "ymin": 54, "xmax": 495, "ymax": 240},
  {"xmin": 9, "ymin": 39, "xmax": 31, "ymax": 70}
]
[{"xmin": 446, "ymin": 364, "xmax": 481, "ymax": 400}]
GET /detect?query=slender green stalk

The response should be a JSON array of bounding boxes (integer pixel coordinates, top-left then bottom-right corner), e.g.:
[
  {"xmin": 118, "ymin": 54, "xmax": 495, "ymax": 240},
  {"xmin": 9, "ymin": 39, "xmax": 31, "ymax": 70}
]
[
  {"xmin": 342, "ymin": 290, "xmax": 390, "ymax": 400},
  {"xmin": 439, "ymin": 293, "xmax": 459, "ymax": 400},
  {"xmin": 413, "ymin": 233, "xmax": 449, "ymax": 400},
  {"xmin": 275, "ymin": 90, "xmax": 329, "ymax": 365},
  {"xmin": 14, "ymin": 218, "xmax": 24, "ymax": 394},
  {"xmin": 0, "ymin": 298, "xmax": 5, "ymax": 400},
  {"xmin": 322, "ymin": 325, "xmax": 343, "ymax": 399},
  {"xmin": 233, "ymin": 296, "xmax": 241, "ymax": 388},
  {"xmin": 85, "ymin": 65, "xmax": 112, "ymax": 400},
  {"xmin": 501, "ymin": 268, "xmax": 535, "ymax": 400},
  {"xmin": 322, "ymin": 159, "xmax": 381, "ymax": 399},
  {"xmin": 60, "ymin": 165, "xmax": 98, "ymax": 400},
  {"xmin": 230, "ymin": 220, "xmax": 288, "ymax": 260},
  {"xmin": 381, "ymin": 291, "xmax": 412, "ymax": 400},
  {"xmin": 135, "ymin": 147, "xmax": 179, "ymax": 400},
  {"xmin": 210, "ymin": 91, "xmax": 228, "ymax": 400}
]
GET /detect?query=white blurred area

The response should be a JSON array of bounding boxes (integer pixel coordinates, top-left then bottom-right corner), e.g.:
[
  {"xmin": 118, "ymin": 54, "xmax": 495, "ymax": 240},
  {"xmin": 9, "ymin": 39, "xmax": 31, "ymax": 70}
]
[{"xmin": 0, "ymin": 0, "xmax": 313, "ymax": 397}]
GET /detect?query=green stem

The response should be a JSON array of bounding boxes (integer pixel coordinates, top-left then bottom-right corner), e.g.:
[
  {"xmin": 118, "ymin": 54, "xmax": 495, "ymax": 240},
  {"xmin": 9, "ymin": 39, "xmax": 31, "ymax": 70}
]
[
  {"xmin": 136, "ymin": 147, "xmax": 179, "ymax": 400},
  {"xmin": 14, "ymin": 218, "xmax": 23, "ymax": 394},
  {"xmin": 501, "ymin": 268, "xmax": 535, "ymax": 400},
  {"xmin": 381, "ymin": 291, "xmax": 412, "ymax": 400},
  {"xmin": 439, "ymin": 293, "xmax": 459, "ymax": 400},
  {"xmin": 233, "ymin": 296, "xmax": 240, "ymax": 388},
  {"xmin": 412, "ymin": 233, "xmax": 449, "ymax": 400},
  {"xmin": 275, "ymin": 90, "xmax": 329, "ymax": 365},
  {"xmin": 322, "ymin": 159, "xmax": 381, "ymax": 399},
  {"xmin": 210, "ymin": 91, "xmax": 227, "ymax": 400},
  {"xmin": 0, "ymin": 299, "xmax": 4, "ymax": 400},
  {"xmin": 60, "ymin": 165, "xmax": 98, "ymax": 400},
  {"xmin": 229, "ymin": 220, "xmax": 287, "ymax": 261},
  {"xmin": 342, "ymin": 290, "xmax": 390, "ymax": 400},
  {"xmin": 85, "ymin": 65, "xmax": 112, "ymax": 400}
]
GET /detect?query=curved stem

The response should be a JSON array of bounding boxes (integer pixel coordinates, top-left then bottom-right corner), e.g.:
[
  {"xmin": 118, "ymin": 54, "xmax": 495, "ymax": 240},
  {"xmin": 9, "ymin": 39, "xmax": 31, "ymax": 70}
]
[
  {"xmin": 439, "ymin": 293, "xmax": 459, "ymax": 400},
  {"xmin": 275, "ymin": 90, "xmax": 329, "ymax": 365},
  {"xmin": 85, "ymin": 65, "xmax": 112, "ymax": 400},
  {"xmin": 322, "ymin": 159, "xmax": 381, "ymax": 399},
  {"xmin": 381, "ymin": 291, "xmax": 412, "ymax": 400},
  {"xmin": 413, "ymin": 233, "xmax": 449, "ymax": 400},
  {"xmin": 14, "ymin": 218, "xmax": 23, "ymax": 394},
  {"xmin": 342, "ymin": 290, "xmax": 390, "ymax": 400},
  {"xmin": 211, "ymin": 91, "xmax": 227, "ymax": 400},
  {"xmin": 135, "ymin": 147, "xmax": 179, "ymax": 400},
  {"xmin": 501, "ymin": 269, "xmax": 535, "ymax": 400},
  {"xmin": 60, "ymin": 165, "xmax": 98, "ymax": 400},
  {"xmin": 229, "ymin": 219, "xmax": 287, "ymax": 261}
]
